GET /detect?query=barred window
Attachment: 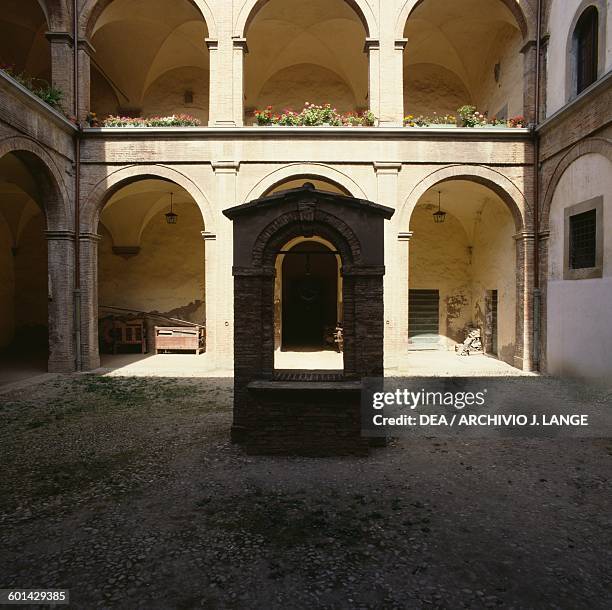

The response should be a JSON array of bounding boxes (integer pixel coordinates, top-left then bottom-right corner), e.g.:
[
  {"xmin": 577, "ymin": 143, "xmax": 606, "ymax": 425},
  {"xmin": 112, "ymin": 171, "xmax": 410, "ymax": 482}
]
[{"xmin": 569, "ymin": 209, "xmax": 597, "ymax": 269}]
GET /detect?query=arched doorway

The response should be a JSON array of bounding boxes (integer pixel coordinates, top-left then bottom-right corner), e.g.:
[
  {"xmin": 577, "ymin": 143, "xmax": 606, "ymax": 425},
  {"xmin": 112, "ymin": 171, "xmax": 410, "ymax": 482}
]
[
  {"xmin": 0, "ymin": 152, "xmax": 50, "ymax": 381},
  {"xmin": 276, "ymin": 239, "xmax": 342, "ymax": 355},
  {"xmin": 88, "ymin": 0, "xmax": 211, "ymax": 123},
  {"xmin": 408, "ymin": 180, "xmax": 517, "ymax": 366},
  {"xmin": 97, "ymin": 178, "xmax": 206, "ymax": 361},
  {"xmin": 243, "ymin": 0, "xmax": 369, "ymax": 124}
]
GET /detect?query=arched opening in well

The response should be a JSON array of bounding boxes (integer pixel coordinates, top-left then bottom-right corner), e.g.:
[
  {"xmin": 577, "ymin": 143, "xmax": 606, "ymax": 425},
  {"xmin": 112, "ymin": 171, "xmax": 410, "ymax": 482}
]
[
  {"xmin": 0, "ymin": 152, "xmax": 49, "ymax": 381},
  {"xmin": 97, "ymin": 178, "xmax": 206, "ymax": 360},
  {"xmin": 407, "ymin": 180, "xmax": 518, "ymax": 365},
  {"xmin": 402, "ymin": 0, "xmax": 525, "ymax": 122},
  {"xmin": 274, "ymin": 238, "xmax": 343, "ymax": 370},
  {"xmin": 244, "ymin": 0, "xmax": 369, "ymax": 124},
  {"xmin": 88, "ymin": 0, "xmax": 210, "ymax": 123}
]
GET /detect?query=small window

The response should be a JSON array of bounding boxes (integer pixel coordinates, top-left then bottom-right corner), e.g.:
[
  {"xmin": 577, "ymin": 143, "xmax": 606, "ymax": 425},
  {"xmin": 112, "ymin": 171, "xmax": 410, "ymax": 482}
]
[
  {"xmin": 569, "ymin": 209, "xmax": 596, "ymax": 269},
  {"xmin": 563, "ymin": 197, "xmax": 603, "ymax": 280},
  {"xmin": 575, "ymin": 6, "xmax": 598, "ymax": 94}
]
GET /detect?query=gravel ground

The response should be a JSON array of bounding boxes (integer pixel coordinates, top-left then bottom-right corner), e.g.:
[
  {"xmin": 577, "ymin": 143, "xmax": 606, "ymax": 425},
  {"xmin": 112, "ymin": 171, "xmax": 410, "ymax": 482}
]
[{"xmin": 0, "ymin": 374, "xmax": 611, "ymax": 609}]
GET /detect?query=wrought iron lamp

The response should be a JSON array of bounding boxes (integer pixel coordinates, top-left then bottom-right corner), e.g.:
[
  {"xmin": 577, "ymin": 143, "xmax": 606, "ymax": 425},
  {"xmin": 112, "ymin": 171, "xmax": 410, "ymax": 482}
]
[
  {"xmin": 433, "ymin": 190, "xmax": 447, "ymax": 224},
  {"xmin": 165, "ymin": 192, "xmax": 178, "ymax": 224}
]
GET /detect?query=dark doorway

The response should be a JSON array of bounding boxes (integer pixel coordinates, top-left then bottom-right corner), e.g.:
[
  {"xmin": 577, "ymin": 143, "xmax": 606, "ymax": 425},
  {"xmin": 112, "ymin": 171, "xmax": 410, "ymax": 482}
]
[
  {"xmin": 490, "ymin": 289, "xmax": 499, "ymax": 356},
  {"xmin": 281, "ymin": 241, "xmax": 339, "ymax": 350},
  {"xmin": 408, "ymin": 289, "xmax": 440, "ymax": 349}
]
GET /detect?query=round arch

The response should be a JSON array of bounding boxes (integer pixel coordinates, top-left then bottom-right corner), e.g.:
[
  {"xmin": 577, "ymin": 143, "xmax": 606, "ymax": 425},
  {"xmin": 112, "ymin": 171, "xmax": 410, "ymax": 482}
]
[
  {"xmin": 0, "ymin": 135, "xmax": 70, "ymax": 231},
  {"xmin": 40, "ymin": 0, "xmax": 67, "ymax": 30},
  {"xmin": 82, "ymin": 164, "xmax": 215, "ymax": 234},
  {"xmin": 235, "ymin": 0, "xmax": 378, "ymax": 38},
  {"xmin": 243, "ymin": 163, "xmax": 369, "ymax": 202},
  {"xmin": 79, "ymin": 0, "xmax": 217, "ymax": 39},
  {"xmin": 541, "ymin": 137, "xmax": 612, "ymax": 230},
  {"xmin": 394, "ymin": 0, "xmax": 531, "ymax": 40},
  {"xmin": 397, "ymin": 164, "xmax": 529, "ymax": 232}
]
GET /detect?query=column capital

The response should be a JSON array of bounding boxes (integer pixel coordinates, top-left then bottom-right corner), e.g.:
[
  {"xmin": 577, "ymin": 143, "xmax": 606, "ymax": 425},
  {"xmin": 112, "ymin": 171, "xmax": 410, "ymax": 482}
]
[
  {"xmin": 374, "ymin": 162, "xmax": 403, "ymax": 174},
  {"xmin": 232, "ymin": 37, "xmax": 249, "ymax": 53},
  {"xmin": 212, "ymin": 160, "xmax": 240, "ymax": 174},
  {"xmin": 45, "ymin": 31, "xmax": 73, "ymax": 45},
  {"xmin": 78, "ymin": 38, "xmax": 96, "ymax": 56},
  {"xmin": 513, "ymin": 230, "xmax": 536, "ymax": 241},
  {"xmin": 205, "ymin": 38, "xmax": 219, "ymax": 51},
  {"xmin": 519, "ymin": 39, "xmax": 537, "ymax": 55},
  {"xmin": 364, "ymin": 38, "xmax": 380, "ymax": 53},
  {"xmin": 79, "ymin": 232, "xmax": 102, "ymax": 242},
  {"xmin": 538, "ymin": 230, "xmax": 551, "ymax": 241},
  {"xmin": 46, "ymin": 229, "xmax": 74, "ymax": 241},
  {"xmin": 394, "ymin": 38, "xmax": 408, "ymax": 51},
  {"xmin": 201, "ymin": 231, "xmax": 217, "ymax": 241},
  {"xmin": 398, "ymin": 231, "xmax": 413, "ymax": 242}
]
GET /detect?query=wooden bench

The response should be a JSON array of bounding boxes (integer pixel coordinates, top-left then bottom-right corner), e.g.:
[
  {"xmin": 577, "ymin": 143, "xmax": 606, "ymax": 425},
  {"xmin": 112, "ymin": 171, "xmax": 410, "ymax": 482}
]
[{"xmin": 154, "ymin": 326, "xmax": 205, "ymax": 354}]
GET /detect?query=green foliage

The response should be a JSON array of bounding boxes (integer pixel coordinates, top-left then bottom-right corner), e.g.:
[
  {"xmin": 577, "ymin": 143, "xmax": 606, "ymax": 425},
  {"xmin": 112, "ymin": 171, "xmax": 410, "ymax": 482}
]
[
  {"xmin": 1, "ymin": 64, "xmax": 64, "ymax": 110},
  {"xmin": 101, "ymin": 114, "xmax": 201, "ymax": 127},
  {"xmin": 253, "ymin": 103, "xmax": 376, "ymax": 127}
]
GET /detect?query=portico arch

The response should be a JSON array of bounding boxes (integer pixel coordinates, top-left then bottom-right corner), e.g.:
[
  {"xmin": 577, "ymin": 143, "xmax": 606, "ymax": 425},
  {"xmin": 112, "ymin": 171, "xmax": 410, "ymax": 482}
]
[
  {"xmin": 0, "ymin": 141, "xmax": 73, "ymax": 374},
  {"xmin": 244, "ymin": 164, "xmax": 368, "ymax": 201},
  {"xmin": 235, "ymin": 0, "xmax": 378, "ymax": 38}
]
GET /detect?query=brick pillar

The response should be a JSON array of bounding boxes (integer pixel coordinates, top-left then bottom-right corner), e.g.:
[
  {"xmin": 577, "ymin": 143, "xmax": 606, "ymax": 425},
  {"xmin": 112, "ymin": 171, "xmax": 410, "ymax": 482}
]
[
  {"xmin": 375, "ymin": 162, "xmax": 402, "ymax": 368},
  {"xmin": 205, "ymin": 38, "xmax": 220, "ymax": 126},
  {"xmin": 345, "ymin": 270, "xmax": 385, "ymax": 378},
  {"xmin": 46, "ymin": 231, "xmax": 75, "ymax": 372},
  {"xmin": 77, "ymin": 39, "xmax": 94, "ymax": 123},
  {"xmin": 46, "ymin": 32, "xmax": 74, "ymax": 116},
  {"xmin": 210, "ymin": 161, "xmax": 239, "ymax": 369},
  {"xmin": 537, "ymin": 230, "xmax": 550, "ymax": 372},
  {"xmin": 365, "ymin": 38, "xmax": 381, "ymax": 125},
  {"xmin": 397, "ymin": 231, "xmax": 412, "ymax": 362},
  {"xmin": 232, "ymin": 38, "xmax": 248, "ymax": 127},
  {"xmin": 382, "ymin": 39, "xmax": 407, "ymax": 126},
  {"xmin": 514, "ymin": 231, "xmax": 535, "ymax": 371},
  {"xmin": 521, "ymin": 39, "xmax": 537, "ymax": 124},
  {"xmin": 79, "ymin": 232, "xmax": 101, "ymax": 370},
  {"xmin": 232, "ymin": 269, "xmax": 272, "ymax": 440}
]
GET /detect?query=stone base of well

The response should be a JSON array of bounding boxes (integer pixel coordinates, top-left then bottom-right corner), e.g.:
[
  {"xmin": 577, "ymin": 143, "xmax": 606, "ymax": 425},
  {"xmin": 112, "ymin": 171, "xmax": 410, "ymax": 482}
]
[{"xmin": 245, "ymin": 380, "xmax": 369, "ymax": 456}]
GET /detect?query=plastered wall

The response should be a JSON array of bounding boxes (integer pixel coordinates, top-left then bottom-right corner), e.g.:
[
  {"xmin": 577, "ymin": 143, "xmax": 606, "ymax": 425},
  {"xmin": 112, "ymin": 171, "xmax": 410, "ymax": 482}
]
[
  {"xmin": 470, "ymin": 201, "xmax": 517, "ymax": 364},
  {"xmin": 409, "ymin": 206, "xmax": 472, "ymax": 348},
  {"xmin": 546, "ymin": 0, "xmax": 612, "ymax": 116},
  {"xmin": 547, "ymin": 152, "xmax": 612, "ymax": 381},
  {"xmin": 409, "ymin": 192, "xmax": 516, "ymax": 357},
  {"xmin": 98, "ymin": 201, "xmax": 206, "ymax": 323}
]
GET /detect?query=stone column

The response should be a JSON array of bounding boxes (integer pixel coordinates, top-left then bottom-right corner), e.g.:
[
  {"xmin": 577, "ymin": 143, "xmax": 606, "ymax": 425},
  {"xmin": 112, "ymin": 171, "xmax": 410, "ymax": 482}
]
[
  {"xmin": 232, "ymin": 38, "xmax": 249, "ymax": 127},
  {"xmin": 79, "ymin": 232, "xmax": 101, "ymax": 370},
  {"xmin": 514, "ymin": 231, "xmax": 535, "ymax": 371},
  {"xmin": 374, "ymin": 162, "xmax": 403, "ymax": 369},
  {"xmin": 210, "ymin": 161, "xmax": 240, "ymax": 369},
  {"xmin": 365, "ymin": 38, "xmax": 381, "ymax": 124},
  {"xmin": 46, "ymin": 32, "xmax": 74, "ymax": 116},
  {"xmin": 46, "ymin": 231, "xmax": 75, "ymax": 372}
]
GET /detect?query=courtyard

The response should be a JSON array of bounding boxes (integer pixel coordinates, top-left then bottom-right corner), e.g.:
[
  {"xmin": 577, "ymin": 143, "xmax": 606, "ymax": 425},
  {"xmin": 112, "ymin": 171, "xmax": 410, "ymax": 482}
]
[{"xmin": 1, "ymin": 372, "xmax": 610, "ymax": 609}]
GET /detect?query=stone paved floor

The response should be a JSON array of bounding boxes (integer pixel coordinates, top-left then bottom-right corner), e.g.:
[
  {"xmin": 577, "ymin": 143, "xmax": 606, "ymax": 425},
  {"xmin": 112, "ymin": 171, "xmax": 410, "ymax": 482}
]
[{"xmin": 1, "ymin": 373, "xmax": 611, "ymax": 609}]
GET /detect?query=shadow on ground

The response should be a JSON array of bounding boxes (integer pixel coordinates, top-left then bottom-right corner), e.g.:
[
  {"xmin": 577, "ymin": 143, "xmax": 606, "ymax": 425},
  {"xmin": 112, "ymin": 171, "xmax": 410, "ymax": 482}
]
[{"xmin": 0, "ymin": 374, "xmax": 610, "ymax": 609}]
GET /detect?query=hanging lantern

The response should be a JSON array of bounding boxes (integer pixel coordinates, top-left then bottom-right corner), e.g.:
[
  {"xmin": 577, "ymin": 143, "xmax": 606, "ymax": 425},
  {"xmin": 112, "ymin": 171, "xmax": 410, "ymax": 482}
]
[
  {"xmin": 433, "ymin": 190, "xmax": 447, "ymax": 224},
  {"xmin": 165, "ymin": 192, "xmax": 178, "ymax": 224}
]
